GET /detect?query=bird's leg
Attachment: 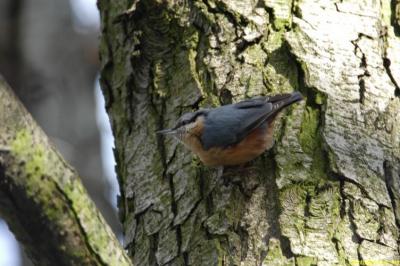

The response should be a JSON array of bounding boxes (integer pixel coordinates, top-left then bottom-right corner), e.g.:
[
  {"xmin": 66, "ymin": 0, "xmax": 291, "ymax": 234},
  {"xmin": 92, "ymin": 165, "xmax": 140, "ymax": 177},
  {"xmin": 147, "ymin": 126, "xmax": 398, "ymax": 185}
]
[
  {"xmin": 216, "ymin": 166, "xmax": 224, "ymax": 179},
  {"xmin": 239, "ymin": 163, "xmax": 258, "ymax": 173}
]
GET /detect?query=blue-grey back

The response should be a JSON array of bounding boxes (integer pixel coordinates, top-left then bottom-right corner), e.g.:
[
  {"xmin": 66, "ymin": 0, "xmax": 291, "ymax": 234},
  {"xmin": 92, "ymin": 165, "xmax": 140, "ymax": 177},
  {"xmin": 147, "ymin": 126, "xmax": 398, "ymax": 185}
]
[{"xmin": 201, "ymin": 100, "xmax": 272, "ymax": 149}]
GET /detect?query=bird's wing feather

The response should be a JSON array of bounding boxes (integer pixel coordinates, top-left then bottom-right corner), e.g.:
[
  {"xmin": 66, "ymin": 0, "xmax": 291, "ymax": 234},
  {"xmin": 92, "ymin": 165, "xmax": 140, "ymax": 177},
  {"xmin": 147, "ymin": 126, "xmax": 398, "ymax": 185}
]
[
  {"xmin": 201, "ymin": 99, "xmax": 272, "ymax": 149},
  {"xmin": 201, "ymin": 93, "xmax": 301, "ymax": 150}
]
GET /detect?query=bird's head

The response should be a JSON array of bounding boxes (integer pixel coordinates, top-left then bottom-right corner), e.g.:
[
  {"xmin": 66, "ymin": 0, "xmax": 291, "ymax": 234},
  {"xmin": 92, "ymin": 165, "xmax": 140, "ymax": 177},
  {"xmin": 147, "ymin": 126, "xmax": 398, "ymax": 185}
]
[{"xmin": 157, "ymin": 109, "xmax": 209, "ymax": 142}]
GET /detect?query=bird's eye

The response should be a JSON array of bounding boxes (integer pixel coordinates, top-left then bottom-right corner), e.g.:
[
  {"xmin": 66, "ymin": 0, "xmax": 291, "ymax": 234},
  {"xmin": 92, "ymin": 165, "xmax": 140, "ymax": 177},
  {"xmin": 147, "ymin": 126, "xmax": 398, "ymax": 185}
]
[
  {"xmin": 175, "ymin": 112, "xmax": 200, "ymax": 129},
  {"xmin": 174, "ymin": 119, "xmax": 188, "ymax": 130}
]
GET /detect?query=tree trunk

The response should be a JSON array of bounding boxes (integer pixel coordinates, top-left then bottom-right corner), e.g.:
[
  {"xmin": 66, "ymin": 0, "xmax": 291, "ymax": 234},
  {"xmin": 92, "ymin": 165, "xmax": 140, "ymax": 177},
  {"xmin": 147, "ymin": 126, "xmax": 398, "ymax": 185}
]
[
  {"xmin": 99, "ymin": 0, "xmax": 400, "ymax": 265},
  {"xmin": 0, "ymin": 1, "xmax": 122, "ymax": 263},
  {"xmin": 0, "ymin": 0, "xmax": 120, "ymax": 235},
  {"xmin": 0, "ymin": 78, "xmax": 132, "ymax": 266}
]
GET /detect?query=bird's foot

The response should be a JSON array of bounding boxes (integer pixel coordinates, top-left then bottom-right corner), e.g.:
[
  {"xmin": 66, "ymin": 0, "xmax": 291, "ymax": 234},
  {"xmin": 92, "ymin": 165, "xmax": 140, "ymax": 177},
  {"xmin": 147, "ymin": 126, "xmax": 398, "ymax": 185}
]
[{"xmin": 216, "ymin": 166, "xmax": 224, "ymax": 179}]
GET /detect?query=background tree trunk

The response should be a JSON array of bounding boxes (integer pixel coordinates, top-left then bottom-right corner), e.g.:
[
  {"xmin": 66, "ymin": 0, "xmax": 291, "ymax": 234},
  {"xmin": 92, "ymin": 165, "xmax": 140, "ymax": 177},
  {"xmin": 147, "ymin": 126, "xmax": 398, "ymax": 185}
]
[
  {"xmin": 0, "ymin": 78, "xmax": 131, "ymax": 266},
  {"xmin": 0, "ymin": 0, "xmax": 120, "ymax": 264},
  {"xmin": 0, "ymin": 0, "xmax": 119, "ymax": 234},
  {"xmin": 99, "ymin": 0, "xmax": 400, "ymax": 265}
]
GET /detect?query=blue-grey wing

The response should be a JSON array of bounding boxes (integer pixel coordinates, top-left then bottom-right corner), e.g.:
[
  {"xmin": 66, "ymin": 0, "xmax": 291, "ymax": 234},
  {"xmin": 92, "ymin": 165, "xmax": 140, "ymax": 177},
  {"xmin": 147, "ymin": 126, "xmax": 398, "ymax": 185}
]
[
  {"xmin": 201, "ymin": 98, "xmax": 273, "ymax": 149},
  {"xmin": 200, "ymin": 93, "xmax": 302, "ymax": 150}
]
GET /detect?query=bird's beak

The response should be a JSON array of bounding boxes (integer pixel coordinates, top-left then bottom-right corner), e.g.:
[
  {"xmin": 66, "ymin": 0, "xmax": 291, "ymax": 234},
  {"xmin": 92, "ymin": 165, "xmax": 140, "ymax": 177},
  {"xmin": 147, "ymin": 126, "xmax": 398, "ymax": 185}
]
[{"xmin": 156, "ymin": 128, "xmax": 176, "ymax": 135}]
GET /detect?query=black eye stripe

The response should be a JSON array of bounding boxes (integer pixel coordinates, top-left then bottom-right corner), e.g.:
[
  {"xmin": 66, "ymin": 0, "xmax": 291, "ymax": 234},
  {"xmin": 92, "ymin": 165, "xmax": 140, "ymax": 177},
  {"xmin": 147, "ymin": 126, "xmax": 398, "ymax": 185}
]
[
  {"xmin": 174, "ymin": 109, "xmax": 208, "ymax": 129},
  {"xmin": 178, "ymin": 115, "xmax": 196, "ymax": 126}
]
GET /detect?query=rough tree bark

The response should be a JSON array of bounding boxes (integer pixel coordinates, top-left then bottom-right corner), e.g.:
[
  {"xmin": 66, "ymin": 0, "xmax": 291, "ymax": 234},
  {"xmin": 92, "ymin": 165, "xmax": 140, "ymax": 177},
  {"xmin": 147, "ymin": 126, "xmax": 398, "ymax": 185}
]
[
  {"xmin": 0, "ymin": 79, "xmax": 131, "ymax": 265},
  {"xmin": 99, "ymin": 0, "xmax": 400, "ymax": 265}
]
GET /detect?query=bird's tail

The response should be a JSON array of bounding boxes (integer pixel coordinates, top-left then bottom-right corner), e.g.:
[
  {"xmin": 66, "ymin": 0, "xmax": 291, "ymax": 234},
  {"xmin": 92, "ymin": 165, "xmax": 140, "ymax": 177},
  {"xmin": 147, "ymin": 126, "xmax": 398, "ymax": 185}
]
[{"xmin": 268, "ymin": 91, "xmax": 303, "ymax": 118}]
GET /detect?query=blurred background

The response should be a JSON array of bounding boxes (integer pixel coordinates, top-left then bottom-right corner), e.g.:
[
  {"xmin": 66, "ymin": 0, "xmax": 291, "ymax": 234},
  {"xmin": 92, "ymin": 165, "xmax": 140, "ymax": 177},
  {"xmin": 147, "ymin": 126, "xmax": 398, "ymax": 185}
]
[{"xmin": 0, "ymin": 0, "xmax": 120, "ymax": 265}]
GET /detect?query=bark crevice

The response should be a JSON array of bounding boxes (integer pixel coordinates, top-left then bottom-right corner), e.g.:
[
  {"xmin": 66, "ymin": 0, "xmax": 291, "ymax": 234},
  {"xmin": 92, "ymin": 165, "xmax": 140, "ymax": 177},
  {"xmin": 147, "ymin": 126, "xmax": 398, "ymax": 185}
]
[{"xmin": 383, "ymin": 160, "xmax": 400, "ymax": 229}]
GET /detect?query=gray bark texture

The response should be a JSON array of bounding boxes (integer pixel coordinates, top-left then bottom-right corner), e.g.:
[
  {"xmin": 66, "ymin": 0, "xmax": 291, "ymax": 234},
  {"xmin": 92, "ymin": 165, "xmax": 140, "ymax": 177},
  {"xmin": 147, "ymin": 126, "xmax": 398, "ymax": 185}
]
[
  {"xmin": 99, "ymin": 0, "xmax": 400, "ymax": 265},
  {"xmin": 0, "ymin": 78, "xmax": 131, "ymax": 266}
]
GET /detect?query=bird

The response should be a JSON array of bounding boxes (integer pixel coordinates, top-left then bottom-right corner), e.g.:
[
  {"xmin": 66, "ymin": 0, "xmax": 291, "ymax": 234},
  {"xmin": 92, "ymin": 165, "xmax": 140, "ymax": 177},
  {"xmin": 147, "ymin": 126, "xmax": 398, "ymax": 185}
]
[{"xmin": 157, "ymin": 91, "xmax": 303, "ymax": 167}]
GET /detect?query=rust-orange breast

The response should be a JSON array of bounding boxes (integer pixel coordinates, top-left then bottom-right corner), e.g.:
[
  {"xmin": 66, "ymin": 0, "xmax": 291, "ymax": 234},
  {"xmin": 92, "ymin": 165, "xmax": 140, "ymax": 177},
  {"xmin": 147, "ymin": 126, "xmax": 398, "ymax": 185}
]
[{"xmin": 184, "ymin": 119, "xmax": 275, "ymax": 166}]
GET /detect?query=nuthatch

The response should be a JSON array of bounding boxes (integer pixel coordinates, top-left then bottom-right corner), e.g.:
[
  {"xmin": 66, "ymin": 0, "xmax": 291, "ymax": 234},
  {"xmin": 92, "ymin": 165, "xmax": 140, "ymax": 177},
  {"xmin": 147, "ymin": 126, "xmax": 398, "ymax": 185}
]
[{"xmin": 158, "ymin": 92, "xmax": 303, "ymax": 167}]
